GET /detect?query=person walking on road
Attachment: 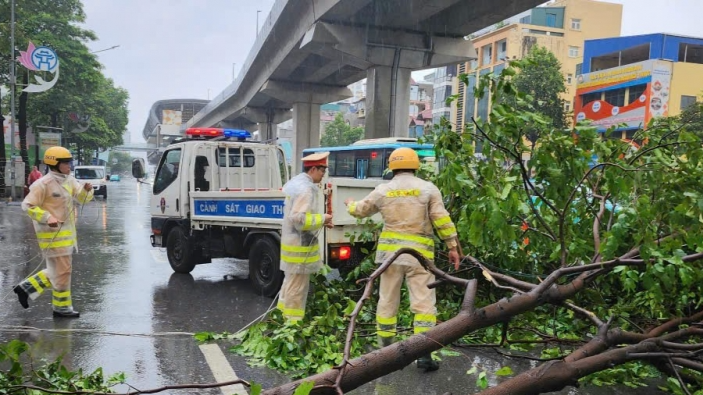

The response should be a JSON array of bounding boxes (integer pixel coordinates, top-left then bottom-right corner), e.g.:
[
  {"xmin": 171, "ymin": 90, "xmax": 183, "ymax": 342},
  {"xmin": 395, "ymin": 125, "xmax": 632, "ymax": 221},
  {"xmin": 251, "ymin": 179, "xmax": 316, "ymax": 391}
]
[
  {"xmin": 27, "ymin": 165, "xmax": 42, "ymax": 186},
  {"xmin": 345, "ymin": 147, "xmax": 460, "ymax": 372},
  {"xmin": 277, "ymin": 152, "xmax": 333, "ymax": 323},
  {"xmin": 13, "ymin": 147, "xmax": 94, "ymax": 318}
]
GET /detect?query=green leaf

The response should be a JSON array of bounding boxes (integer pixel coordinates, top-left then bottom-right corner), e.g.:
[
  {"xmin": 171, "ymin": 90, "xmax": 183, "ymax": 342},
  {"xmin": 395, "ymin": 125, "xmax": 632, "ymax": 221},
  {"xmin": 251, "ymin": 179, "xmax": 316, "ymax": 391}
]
[{"xmin": 495, "ymin": 366, "xmax": 514, "ymax": 376}]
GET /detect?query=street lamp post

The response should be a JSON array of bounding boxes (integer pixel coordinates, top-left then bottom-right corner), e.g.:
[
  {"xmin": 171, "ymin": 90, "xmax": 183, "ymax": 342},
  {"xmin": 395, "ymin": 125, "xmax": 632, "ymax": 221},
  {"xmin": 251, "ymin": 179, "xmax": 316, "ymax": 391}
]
[{"xmin": 91, "ymin": 45, "xmax": 120, "ymax": 54}]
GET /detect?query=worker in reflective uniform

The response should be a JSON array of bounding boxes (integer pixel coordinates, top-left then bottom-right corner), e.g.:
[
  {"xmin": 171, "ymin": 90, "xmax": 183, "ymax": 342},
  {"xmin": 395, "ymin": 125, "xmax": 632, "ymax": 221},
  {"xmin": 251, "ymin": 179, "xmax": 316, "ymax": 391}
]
[
  {"xmin": 278, "ymin": 152, "xmax": 333, "ymax": 322},
  {"xmin": 13, "ymin": 146, "xmax": 93, "ymax": 318},
  {"xmin": 345, "ymin": 147, "xmax": 460, "ymax": 372}
]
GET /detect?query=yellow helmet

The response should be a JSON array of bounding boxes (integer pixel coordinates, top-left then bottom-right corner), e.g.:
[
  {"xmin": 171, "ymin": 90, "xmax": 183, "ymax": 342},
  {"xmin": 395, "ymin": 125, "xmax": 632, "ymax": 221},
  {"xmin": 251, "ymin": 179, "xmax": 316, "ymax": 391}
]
[
  {"xmin": 44, "ymin": 146, "xmax": 73, "ymax": 166},
  {"xmin": 388, "ymin": 147, "xmax": 420, "ymax": 171}
]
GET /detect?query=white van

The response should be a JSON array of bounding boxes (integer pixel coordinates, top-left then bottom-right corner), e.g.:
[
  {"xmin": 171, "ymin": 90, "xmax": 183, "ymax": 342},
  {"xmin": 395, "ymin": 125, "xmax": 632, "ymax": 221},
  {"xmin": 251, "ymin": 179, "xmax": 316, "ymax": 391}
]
[{"xmin": 73, "ymin": 165, "xmax": 108, "ymax": 198}]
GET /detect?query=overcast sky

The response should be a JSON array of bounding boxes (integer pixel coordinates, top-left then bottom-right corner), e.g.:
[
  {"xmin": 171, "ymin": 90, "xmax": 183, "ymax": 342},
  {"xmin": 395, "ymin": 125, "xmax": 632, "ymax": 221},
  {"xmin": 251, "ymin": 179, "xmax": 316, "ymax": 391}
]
[{"xmin": 80, "ymin": 0, "xmax": 702, "ymax": 143}]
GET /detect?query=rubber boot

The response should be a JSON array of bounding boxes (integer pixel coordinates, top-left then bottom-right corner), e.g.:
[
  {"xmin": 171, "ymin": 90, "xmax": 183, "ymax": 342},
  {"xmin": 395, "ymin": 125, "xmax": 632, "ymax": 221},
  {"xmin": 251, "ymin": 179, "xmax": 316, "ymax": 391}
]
[
  {"xmin": 416, "ymin": 354, "xmax": 439, "ymax": 372},
  {"xmin": 13, "ymin": 286, "xmax": 29, "ymax": 309},
  {"xmin": 53, "ymin": 310, "xmax": 80, "ymax": 318}
]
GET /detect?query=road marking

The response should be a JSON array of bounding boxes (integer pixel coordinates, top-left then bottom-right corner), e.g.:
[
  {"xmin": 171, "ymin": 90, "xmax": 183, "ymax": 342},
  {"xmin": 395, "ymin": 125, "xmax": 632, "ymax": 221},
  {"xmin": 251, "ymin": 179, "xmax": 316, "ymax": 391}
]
[{"xmin": 199, "ymin": 343, "xmax": 248, "ymax": 395}]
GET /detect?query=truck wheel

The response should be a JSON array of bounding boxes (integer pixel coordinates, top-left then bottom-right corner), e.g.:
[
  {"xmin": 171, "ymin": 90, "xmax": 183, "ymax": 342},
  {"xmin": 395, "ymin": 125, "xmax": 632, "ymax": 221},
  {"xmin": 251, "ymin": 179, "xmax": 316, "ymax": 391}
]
[
  {"xmin": 166, "ymin": 226, "xmax": 197, "ymax": 274},
  {"xmin": 249, "ymin": 236, "xmax": 283, "ymax": 297},
  {"xmin": 103, "ymin": 189, "xmax": 108, "ymax": 199}
]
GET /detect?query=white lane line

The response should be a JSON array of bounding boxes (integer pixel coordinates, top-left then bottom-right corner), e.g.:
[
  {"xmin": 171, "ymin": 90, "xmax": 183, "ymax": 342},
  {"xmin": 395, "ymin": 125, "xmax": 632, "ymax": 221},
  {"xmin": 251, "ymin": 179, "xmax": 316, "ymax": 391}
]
[{"xmin": 199, "ymin": 343, "xmax": 248, "ymax": 395}]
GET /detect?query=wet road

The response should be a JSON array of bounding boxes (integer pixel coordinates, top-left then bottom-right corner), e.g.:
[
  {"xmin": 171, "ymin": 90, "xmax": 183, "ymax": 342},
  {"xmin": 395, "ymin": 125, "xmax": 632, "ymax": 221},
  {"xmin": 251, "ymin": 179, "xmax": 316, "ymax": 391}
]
[{"xmin": 0, "ymin": 179, "xmax": 663, "ymax": 394}]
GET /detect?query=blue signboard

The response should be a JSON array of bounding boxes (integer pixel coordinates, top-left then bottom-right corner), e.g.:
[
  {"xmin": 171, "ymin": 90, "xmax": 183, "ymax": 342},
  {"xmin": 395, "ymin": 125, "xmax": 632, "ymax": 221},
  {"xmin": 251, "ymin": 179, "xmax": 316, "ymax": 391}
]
[{"xmin": 193, "ymin": 199, "xmax": 284, "ymax": 219}]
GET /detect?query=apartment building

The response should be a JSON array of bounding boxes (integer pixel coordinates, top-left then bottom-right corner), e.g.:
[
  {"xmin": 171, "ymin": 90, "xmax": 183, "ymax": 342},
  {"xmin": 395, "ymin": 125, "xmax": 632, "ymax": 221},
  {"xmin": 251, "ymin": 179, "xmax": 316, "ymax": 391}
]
[{"xmin": 451, "ymin": 0, "xmax": 622, "ymax": 137}]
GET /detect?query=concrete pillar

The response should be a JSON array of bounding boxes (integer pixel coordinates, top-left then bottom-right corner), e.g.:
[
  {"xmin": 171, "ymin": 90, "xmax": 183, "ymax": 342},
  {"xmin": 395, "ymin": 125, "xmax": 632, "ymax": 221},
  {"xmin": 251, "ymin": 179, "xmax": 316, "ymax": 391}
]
[
  {"xmin": 365, "ymin": 65, "xmax": 411, "ymax": 139},
  {"xmin": 291, "ymin": 102, "xmax": 320, "ymax": 174}
]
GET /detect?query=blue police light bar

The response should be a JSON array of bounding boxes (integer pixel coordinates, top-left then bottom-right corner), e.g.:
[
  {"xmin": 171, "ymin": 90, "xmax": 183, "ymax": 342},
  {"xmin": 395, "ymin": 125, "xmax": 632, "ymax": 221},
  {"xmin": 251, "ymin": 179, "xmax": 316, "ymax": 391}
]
[{"xmin": 223, "ymin": 129, "xmax": 252, "ymax": 140}]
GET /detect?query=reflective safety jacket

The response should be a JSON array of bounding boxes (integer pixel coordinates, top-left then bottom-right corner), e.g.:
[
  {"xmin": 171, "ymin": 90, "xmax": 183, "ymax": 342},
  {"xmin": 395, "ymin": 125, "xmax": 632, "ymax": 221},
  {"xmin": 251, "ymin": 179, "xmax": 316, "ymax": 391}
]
[
  {"xmin": 280, "ymin": 173, "xmax": 324, "ymax": 274},
  {"xmin": 22, "ymin": 171, "xmax": 94, "ymax": 258},
  {"xmin": 348, "ymin": 173, "xmax": 457, "ymax": 266}
]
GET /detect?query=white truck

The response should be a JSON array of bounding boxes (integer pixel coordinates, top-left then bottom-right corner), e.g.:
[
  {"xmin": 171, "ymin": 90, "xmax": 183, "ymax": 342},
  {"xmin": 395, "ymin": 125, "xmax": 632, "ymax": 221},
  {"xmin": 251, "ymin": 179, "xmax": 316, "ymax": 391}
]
[{"xmin": 132, "ymin": 128, "xmax": 433, "ymax": 297}]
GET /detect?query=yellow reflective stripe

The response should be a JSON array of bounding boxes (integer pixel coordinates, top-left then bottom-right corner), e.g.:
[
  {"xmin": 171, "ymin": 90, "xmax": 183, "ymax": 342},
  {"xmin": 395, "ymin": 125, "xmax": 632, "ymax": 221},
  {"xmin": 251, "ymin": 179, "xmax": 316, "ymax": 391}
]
[
  {"xmin": 277, "ymin": 302, "xmax": 285, "ymax": 311},
  {"xmin": 281, "ymin": 254, "xmax": 319, "ymax": 264},
  {"xmin": 53, "ymin": 290, "xmax": 70, "ymax": 298},
  {"xmin": 281, "ymin": 244, "xmax": 319, "ymax": 253},
  {"xmin": 302, "ymin": 213, "xmax": 322, "ymax": 230},
  {"xmin": 347, "ymin": 201, "xmax": 357, "ymax": 215},
  {"xmin": 27, "ymin": 207, "xmax": 45, "ymax": 221},
  {"xmin": 36, "ymin": 230, "xmax": 73, "ymax": 238},
  {"xmin": 377, "ymin": 244, "xmax": 434, "ymax": 259},
  {"xmin": 38, "ymin": 239, "xmax": 74, "ymax": 249},
  {"xmin": 386, "ymin": 189, "xmax": 420, "ymax": 198},
  {"xmin": 380, "ymin": 231, "xmax": 434, "ymax": 246},
  {"xmin": 377, "ymin": 330, "xmax": 396, "ymax": 338},
  {"xmin": 52, "ymin": 299, "xmax": 72, "ymax": 307},
  {"xmin": 433, "ymin": 216, "xmax": 452, "ymax": 227},
  {"xmin": 38, "ymin": 272, "xmax": 51, "ymax": 288},
  {"xmin": 414, "ymin": 314, "xmax": 436, "ymax": 324},
  {"xmin": 280, "ymin": 307, "xmax": 305, "ymax": 319},
  {"xmin": 377, "ymin": 316, "xmax": 397, "ymax": 325},
  {"xmin": 414, "ymin": 326, "xmax": 431, "ymax": 334},
  {"xmin": 28, "ymin": 277, "xmax": 43, "ymax": 292},
  {"xmin": 437, "ymin": 226, "xmax": 456, "ymax": 238}
]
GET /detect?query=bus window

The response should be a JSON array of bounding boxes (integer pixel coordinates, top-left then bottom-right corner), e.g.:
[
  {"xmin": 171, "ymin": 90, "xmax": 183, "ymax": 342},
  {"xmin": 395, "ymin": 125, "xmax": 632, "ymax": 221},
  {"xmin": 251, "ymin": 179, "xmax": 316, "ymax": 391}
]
[
  {"xmin": 335, "ymin": 151, "xmax": 355, "ymax": 177},
  {"xmin": 356, "ymin": 158, "xmax": 368, "ymax": 179},
  {"xmin": 368, "ymin": 150, "xmax": 384, "ymax": 177},
  {"xmin": 328, "ymin": 152, "xmax": 337, "ymax": 176}
]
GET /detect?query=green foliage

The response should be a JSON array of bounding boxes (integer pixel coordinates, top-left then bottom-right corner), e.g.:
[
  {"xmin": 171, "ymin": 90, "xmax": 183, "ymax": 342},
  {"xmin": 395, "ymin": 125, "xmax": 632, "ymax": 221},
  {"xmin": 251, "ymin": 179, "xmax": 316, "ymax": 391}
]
[
  {"xmin": 320, "ymin": 113, "xmax": 364, "ymax": 147},
  {"xmin": 511, "ymin": 46, "xmax": 568, "ymax": 130},
  {"xmin": 0, "ymin": 0, "xmax": 129, "ymax": 166},
  {"xmin": 230, "ymin": 275, "xmax": 374, "ymax": 378},
  {"xmin": 0, "ymin": 340, "xmax": 125, "ymax": 393},
  {"xmin": 431, "ymin": 61, "xmax": 703, "ymax": 390}
]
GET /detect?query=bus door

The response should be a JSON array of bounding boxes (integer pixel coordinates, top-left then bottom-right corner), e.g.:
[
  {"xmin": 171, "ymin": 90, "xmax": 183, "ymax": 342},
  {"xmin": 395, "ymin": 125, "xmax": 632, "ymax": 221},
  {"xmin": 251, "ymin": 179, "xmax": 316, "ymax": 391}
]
[{"xmin": 356, "ymin": 158, "xmax": 368, "ymax": 179}]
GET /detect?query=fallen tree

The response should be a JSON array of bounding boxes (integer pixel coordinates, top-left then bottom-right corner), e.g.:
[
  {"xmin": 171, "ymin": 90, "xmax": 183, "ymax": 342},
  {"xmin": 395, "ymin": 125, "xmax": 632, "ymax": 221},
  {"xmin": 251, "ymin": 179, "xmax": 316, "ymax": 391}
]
[{"xmin": 260, "ymin": 65, "xmax": 703, "ymax": 395}]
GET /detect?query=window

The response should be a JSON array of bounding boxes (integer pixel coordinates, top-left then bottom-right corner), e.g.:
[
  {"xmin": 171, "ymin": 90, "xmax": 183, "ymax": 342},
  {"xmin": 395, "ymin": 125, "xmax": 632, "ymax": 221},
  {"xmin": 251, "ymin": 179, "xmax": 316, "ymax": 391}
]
[
  {"xmin": 153, "ymin": 148, "xmax": 182, "ymax": 194},
  {"xmin": 482, "ymin": 45, "xmax": 493, "ymax": 66},
  {"xmin": 75, "ymin": 168, "xmax": 105, "ymax": 180},
  {"xmin": 628, "ymin": 84, "xmax": 647, "ymax": 104},
  {"xmin": 546, "ymin": 13, "xmax": 557, "ymax": 27},
  {"xmin": 569, "ymin": 46, "xmax": 579, "ymax": 58},
  {"xmin": 566, "ymin": 74, "xmax": 573, "ymax": 84},
  {"xmin": 368, "ymin": 150, "xmax": 385, "ymax": 177},
  {"xmin": 333, "ymin": 151, "xmax": 355, "ymax": 177},
  {"xmin": 564, "ymin": 102, "xmax": 571, "ymax": 112},
  {"xmin": 277, "ymin": 148, "xmax": 288, "ymax": 186},
  {"xmin": 582, "ymin": 92, "xmax": 601, "ymax": 106},
  {"xmin": 571, "ymin": 18, "xmax": 581, "ymax": 30},
  {"xmin": 681, "ymin": 95, "xmax": 698, "ymax": 110},
  {"xmin": 575, "ymin": 63, "xmax": 583, "ymax": 76},
  {"xmin": 217, "ymin": 148, "xmax": 255, "ymax": 167},
  {"xmin": 604, "ymin": 88, "xmax": 626, "ymax": 108}
]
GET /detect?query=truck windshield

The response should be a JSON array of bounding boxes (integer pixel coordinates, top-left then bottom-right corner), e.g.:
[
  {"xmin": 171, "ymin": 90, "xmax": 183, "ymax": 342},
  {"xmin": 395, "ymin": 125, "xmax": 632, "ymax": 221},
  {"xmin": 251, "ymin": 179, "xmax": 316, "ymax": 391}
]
[{"xmin": 75, "ymin": 168, "xmax": 105, "ymax": 179}]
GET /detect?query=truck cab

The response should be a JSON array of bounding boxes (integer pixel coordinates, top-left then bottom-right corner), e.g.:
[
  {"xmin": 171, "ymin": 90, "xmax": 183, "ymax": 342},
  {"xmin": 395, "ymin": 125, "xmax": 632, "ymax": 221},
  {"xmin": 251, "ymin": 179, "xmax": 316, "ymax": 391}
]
[{"xmin": 142, "ymin": 128, "xmax": 289, "ymax": 296}]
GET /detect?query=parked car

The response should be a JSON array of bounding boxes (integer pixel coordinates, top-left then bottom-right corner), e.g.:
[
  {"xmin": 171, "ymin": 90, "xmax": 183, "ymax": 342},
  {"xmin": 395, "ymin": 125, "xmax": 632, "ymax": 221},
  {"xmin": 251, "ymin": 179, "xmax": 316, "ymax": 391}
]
[{"xmin": 109, "ymin": 174, "xmax": 121, "ymax": 182}]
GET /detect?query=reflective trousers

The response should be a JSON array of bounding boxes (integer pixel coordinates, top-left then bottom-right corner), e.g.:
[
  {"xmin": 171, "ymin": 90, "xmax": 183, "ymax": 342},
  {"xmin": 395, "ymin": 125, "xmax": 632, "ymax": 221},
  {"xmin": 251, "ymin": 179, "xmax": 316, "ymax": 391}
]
[
  {"xmin": 376, "ymin": 264, "xmax": 437, "ymax": 338},
  {"xmin": 18, "ymin": 254, "xmax": 75, "ymax": 313},
  {"xmin": 277, "ymin": 272, "xmax": 311, "ymax": 322}
]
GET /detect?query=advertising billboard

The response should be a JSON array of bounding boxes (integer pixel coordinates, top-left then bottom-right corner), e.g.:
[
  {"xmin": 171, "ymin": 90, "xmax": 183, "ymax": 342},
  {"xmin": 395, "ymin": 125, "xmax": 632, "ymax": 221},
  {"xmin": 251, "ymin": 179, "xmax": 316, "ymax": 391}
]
[{"xmin": 574, "ymin": 59, "xmax": 673, "ymax": 131}]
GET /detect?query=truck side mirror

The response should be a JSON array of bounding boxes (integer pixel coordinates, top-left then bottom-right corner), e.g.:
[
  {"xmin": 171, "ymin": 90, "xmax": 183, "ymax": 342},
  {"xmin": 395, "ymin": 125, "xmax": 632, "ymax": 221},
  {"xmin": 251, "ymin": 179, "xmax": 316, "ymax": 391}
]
[{"xmin": 132, "ymin": 158, "xmax": 146, "ymax": 179}]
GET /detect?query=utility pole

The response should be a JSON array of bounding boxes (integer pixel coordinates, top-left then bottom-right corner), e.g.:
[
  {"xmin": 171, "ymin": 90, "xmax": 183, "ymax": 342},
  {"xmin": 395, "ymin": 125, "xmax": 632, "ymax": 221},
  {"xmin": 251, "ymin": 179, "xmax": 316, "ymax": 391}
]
[
  {"xmin": 232, "ymin": 62, "xmax": 236, "ymax": 81},
  {"xmin": 9, "ymin": 0, "xmax": 17, "ymax": 199}
]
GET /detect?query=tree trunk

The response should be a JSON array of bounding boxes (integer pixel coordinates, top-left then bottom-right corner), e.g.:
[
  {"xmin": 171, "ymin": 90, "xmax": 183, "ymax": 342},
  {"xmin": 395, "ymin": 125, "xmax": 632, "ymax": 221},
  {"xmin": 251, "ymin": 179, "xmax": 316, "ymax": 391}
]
[{"xmin": 19, "ymin": 71, "xmax": 30, "ymax": 183}]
